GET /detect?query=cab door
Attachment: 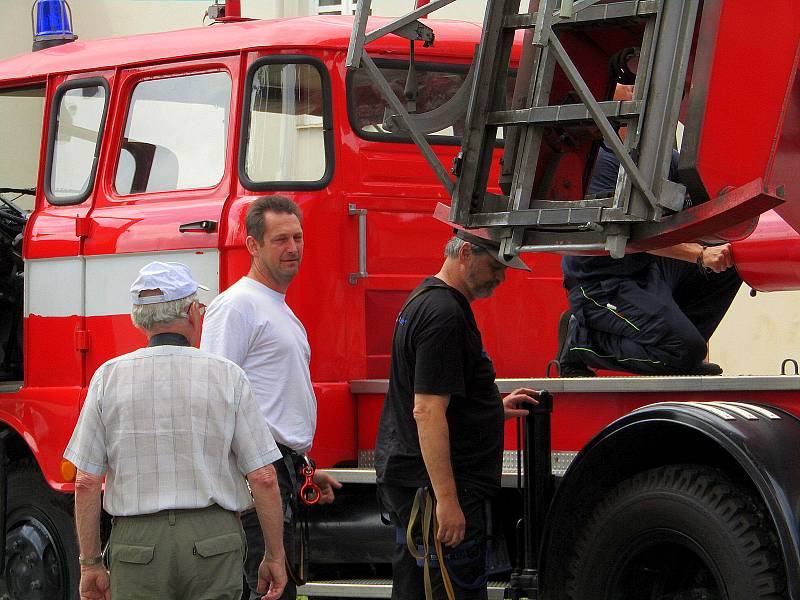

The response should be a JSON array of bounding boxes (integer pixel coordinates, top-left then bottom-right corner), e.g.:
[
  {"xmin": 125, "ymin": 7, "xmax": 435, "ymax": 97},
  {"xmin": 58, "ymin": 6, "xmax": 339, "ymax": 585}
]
[
  {"xmin": 26, "ymin": 71, "xmax": 114, "ymax": 391},
  {"xmin": 81, "ymin": 57, "xmax": 240, "ymax": 374},
  {"xmin": 22, "ymin": 70, "xmax": 114, "ymax": 484}
]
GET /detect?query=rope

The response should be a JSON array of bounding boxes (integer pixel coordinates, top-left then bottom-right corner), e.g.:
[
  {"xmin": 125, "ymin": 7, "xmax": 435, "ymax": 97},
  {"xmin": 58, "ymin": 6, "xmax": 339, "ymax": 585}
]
[{"xmin": 406, "ymin": 488, "xmax": 456, "ymax": 600}]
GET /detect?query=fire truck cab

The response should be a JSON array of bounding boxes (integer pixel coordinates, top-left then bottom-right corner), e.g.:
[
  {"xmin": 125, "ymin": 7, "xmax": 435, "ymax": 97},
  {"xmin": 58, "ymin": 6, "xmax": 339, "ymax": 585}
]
[
  {"xmin": 0, "ymin": 15, "xmax": 540, "ymax": 599},
  {"xmin": 1, "ymin": 5, "xmax": 800, "ymax": 600}
]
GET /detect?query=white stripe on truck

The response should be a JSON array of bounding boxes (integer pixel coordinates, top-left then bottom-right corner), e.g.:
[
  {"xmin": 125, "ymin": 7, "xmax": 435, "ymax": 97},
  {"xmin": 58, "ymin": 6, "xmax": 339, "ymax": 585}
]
[{"xmin": 26, "ymin": 249, "xmax": 219, "ymax": 317}]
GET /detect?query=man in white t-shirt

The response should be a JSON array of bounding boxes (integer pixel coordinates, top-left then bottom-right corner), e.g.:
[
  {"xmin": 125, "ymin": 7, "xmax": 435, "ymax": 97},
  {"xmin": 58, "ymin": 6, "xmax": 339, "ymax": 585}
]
[{"xmin": 201, "ymin": 195, "xmax": 340, "ymax": 600}]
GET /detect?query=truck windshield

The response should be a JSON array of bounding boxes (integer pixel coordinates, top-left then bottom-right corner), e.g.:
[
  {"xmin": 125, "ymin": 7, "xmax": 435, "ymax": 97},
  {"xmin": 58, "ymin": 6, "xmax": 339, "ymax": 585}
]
[
  {"xmin": 0, "ymin": 86, "xmax": 44, "ymax": 212},
  {"xmin": 0, "ymin": 85, "xmax": 42, "ymax": 383},
  {"xmin": 115, "ymin": 71, "xmax": 231, "ymax": 195}
]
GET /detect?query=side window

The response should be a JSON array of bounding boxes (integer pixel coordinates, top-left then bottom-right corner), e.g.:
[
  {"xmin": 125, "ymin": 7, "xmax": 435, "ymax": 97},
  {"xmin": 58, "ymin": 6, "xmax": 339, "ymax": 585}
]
[
  {"xmin": 348, "ymin": 61, "xmax": 467, "ymax": 143},
  {"xmin": 45, "ymin": 79, "xmax": 109, "ymax": 206},
  {"xmin": 239, "ymin": 57, "xmax": 333, "ymax": 190},
  {"xmin": 348, "ymin": 60, "xmax": 516, "ymax": 144},
  {"xmin": 115, "ymin": 71, "xmax": 231, "ymax": 195}
]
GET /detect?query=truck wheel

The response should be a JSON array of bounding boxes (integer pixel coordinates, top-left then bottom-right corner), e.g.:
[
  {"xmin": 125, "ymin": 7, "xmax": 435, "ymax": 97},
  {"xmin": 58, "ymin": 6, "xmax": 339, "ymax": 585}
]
[
  {"xmin": 4, "ymin": 463, "xmax": 79, "ymax": 600},
  {"xmin": 565, "ymin": 465, "xmax": 786, "ymax": 600}
]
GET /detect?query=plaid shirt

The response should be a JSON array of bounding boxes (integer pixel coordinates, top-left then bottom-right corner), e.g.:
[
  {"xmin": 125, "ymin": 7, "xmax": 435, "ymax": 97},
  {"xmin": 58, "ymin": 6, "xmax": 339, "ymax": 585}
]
[{"xmin": 64, "ymin": 344, "xmax": 282, "ymax": 516}]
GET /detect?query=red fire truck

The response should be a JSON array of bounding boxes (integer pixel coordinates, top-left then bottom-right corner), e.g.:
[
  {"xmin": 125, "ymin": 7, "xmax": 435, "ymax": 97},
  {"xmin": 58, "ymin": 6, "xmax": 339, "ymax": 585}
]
[{"xmin": 0, "ymin": 1, "xmax": 798, "ymax": 599}]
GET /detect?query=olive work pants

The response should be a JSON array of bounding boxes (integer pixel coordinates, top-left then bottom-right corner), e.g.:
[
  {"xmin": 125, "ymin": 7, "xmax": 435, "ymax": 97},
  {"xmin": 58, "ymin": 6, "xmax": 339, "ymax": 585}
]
[{"xmin": 108, "ymin": 504, "xmax": 246, "ymax": 600}]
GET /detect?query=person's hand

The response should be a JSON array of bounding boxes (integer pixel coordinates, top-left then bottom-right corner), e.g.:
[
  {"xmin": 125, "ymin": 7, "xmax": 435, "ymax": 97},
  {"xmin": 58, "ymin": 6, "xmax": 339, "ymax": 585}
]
[
  {"xmin": 435, "ymin": 496, "xmax": 465, "ymax": 548},
  {"xmin": 257, "ymin": 556, "xmax": 287, "ymax": 600},
  {"xmin": 312, "ymin": 470, "xmax": 342, "ymax": 504},
  {"xmin": 701, "ymin": 244, "xmax": 734, "ymax": 273},
  {"xmin": 79, "ymin": 565, "xmax": 111, "ymax": 600},
  {"xmin": 503, "ymin": 387, "xmax": 539, "ymax": 419}
]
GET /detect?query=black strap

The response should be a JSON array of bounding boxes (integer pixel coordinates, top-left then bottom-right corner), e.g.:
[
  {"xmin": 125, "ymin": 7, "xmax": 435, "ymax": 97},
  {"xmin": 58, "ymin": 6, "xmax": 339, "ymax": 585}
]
[
  {"xmin": 399, "ymin": 282, "xmax": 458, "ymax": 315},
  {"xmin": 276, "ymin": 444, "xmax": 309, "ymax": 587}
]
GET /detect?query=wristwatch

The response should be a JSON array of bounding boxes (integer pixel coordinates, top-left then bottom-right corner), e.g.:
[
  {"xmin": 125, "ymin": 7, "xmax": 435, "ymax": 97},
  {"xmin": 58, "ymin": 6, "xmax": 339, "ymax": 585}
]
[{"xmin": 79, "ymin": 555, "xmax": 103, "ymax": 566}]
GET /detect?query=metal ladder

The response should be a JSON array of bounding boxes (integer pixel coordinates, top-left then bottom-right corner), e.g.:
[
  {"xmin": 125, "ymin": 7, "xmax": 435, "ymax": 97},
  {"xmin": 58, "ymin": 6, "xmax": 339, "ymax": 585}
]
[{"xmin": 347, "ymin": 0, "xmax": 700, "ymax": 258}]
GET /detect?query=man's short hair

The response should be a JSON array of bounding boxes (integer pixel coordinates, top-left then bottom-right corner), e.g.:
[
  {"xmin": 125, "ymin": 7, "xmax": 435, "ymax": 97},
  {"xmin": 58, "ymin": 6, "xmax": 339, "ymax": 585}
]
[
  {"xmin": 246, "ymin": 195, "xmax": 303, "ymax": 244},
  {"xmin": 131, "ymin": 293, "xmax": 196, "ymax": 330},
  {"xmin": 444, "ymin": 236, "xmax": 486, "ymax": 259}
]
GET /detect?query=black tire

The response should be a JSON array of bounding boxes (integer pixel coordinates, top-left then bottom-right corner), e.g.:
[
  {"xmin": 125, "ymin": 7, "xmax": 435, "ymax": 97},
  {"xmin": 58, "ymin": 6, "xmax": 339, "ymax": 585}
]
[
  {"xmin": 564, "ymin": 465, "xmax": 786, "ymax": 600},
  {"xmin": 3, "ymin": 462, "xmax": 79, "ymax": 600}
]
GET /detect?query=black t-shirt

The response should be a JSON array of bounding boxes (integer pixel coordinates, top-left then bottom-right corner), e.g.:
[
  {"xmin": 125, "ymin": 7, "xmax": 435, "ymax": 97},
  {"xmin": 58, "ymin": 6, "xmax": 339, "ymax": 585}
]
[
  {"xmin": 374, "ymin": 277, "xmax": 504, "ymax": 496},
  {"xmin": 562, "ymin": 145, "xmax": 681, "ymax": 288}
]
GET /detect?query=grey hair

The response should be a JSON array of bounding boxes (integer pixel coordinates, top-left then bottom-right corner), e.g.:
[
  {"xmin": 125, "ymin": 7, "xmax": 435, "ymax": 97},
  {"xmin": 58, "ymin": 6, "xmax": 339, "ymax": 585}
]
[
  {"xmin": 444, "ymin": 236, "xmax": 487, "ymax": 259},
  {"xmin": 131, "ymin": 292, "xmax": 197, "ymax": 330}
]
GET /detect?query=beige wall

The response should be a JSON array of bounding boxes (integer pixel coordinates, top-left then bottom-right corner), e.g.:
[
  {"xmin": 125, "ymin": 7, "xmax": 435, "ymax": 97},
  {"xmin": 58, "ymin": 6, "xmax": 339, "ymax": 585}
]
[
  {"xmin": 0, "ymin": 1, "xmax": 310, "ymax": 61},
  {"xmin": 370, "ymin": 0, "xmax": 486, "ymax": 20},
  {"xmin": 0, "ymin": 1, "xmax": 491, "ymax": 61},
  {"xmin": 712, "ymin": 287, "xmax": 800, "ymax": 375}
]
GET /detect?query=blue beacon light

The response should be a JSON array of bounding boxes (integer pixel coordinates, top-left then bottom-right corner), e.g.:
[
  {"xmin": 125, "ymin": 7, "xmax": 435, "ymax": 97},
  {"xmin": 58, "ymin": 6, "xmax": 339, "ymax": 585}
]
[{"xmin": 31, "ymin": 0, "xmax": 78, "ymax": 52}]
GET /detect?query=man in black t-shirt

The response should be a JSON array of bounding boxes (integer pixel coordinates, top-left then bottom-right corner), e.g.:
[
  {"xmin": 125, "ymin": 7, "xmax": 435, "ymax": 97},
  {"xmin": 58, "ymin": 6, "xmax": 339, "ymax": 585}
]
[{"xmin": 375, "ymin": 231, "xmax": 539, "ymax": 600}]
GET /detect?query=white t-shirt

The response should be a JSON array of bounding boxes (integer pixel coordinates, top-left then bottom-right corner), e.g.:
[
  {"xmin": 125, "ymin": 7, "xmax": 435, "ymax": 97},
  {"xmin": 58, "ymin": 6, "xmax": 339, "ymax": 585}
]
[{"xmin": 200, "ymin": 276, "xmax": 317, "ymax": 453}]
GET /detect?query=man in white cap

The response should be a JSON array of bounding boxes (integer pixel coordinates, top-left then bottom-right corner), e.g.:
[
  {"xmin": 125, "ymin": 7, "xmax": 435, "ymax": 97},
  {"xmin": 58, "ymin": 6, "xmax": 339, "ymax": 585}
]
[{"xmin": 64, "ymin": 261, "xmax": 287, "ymax": 600}]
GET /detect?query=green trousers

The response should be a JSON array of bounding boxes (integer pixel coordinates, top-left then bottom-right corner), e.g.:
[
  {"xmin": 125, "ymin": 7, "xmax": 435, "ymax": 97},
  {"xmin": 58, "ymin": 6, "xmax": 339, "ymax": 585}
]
[{"xmin": 108, "ymin": 504, "xmax": 246, "ymax": 600}]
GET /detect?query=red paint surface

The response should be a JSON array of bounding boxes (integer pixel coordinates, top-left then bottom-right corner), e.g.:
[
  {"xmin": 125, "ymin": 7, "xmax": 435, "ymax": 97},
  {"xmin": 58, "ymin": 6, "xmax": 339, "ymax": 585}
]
[
  {"xmin": 732, "ymin": 210, "xmax": 800, "ymax": 291},
  {"xmin": 687, "ymin": 1, "xmax": 800, "ymax": 201},
  {"xmin": 2, "ymin": 13, "xmax": 798, "ymax": 494}
]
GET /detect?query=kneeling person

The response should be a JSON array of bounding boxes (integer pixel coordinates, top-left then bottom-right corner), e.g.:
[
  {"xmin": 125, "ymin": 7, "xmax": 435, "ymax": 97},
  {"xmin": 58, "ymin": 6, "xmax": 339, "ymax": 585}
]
[{"xmin": 558, "ymin": 146, "xmax": 742, "ymax": 377}]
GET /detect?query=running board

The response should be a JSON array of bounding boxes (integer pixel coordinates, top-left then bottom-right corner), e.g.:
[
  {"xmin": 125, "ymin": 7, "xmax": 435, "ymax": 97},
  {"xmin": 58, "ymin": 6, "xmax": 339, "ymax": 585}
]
[{"xmin": 298, "ymin": 578, "xmax": 509, "ymax": 598}]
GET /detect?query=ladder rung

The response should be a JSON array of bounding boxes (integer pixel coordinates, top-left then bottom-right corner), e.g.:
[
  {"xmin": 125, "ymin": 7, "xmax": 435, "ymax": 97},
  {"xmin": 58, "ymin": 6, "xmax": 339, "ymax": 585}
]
[
  {"xmin": 488, "ymin": 100, "xmax": 641, "ymax": 127},
  {"xmin": 297, "ymin": 579, "xmax": 511, "ymax": 599},
  {"xmin": 470, "ymin": 206, "xmax": 605, "ymax": 228},
  {"xmin": 504, "ymin": 0, "xmax": 658, "ymax": 30}
]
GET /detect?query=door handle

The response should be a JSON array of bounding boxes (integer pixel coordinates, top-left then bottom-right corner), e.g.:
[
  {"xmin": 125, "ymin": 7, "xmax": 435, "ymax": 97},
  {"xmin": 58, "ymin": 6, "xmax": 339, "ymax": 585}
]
[
  {"xmin": 179, "ymin": 220, "xmax": 217, "ymax": 233},
  {"xmin": 348, "ymin": 204, "xmax": 368, "ymax": 285}
]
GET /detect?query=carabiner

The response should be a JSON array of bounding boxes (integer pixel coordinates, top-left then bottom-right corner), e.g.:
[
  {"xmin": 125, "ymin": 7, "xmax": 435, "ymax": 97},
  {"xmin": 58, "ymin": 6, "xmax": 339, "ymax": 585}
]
[{"xmin": 299, "ymin": 458, "xmax": 321, "ymax": 506}]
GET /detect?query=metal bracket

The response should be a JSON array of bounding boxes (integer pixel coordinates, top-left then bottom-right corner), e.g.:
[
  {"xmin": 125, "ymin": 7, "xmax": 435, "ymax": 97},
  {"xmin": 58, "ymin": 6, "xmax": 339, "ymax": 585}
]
[
  {"xmin": 392, "ymin": 21, "xmax": 434, "ymax": 45},
  {"xmin": 348, "ymin": 204, "xmax": 368, "ymax": 285},
  {"xmin": 658, "ymin": 179, "xmax": 688, "ymax": 213}
]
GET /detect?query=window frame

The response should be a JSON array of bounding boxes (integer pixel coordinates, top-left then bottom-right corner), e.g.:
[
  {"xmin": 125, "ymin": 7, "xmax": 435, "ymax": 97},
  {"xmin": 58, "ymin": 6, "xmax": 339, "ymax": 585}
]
[
  {"xmin": 44, "ymin": 77, "xmax": 110, "ymax": 206},
  {"xmin": 238, "ymin": 55, "xmax": 334, "ymax": 192},
  {"xmin": 312, "ymin": 0, "xmax": 356, "ymax": 15}
]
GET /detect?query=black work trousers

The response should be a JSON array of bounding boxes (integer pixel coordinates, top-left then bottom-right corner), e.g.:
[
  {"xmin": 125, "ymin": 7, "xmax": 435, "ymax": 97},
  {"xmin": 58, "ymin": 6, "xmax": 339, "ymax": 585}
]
[
  {"xmin": 241, "ymin": 447, "xmax": 301, "ymax": 600},
  {"xmin": 565, "ymin": 257, "xmax": 742, "ymax": 374},
  {"xmin": 379, "ymin": 484, "xmax": 490, "ymax": 600}
]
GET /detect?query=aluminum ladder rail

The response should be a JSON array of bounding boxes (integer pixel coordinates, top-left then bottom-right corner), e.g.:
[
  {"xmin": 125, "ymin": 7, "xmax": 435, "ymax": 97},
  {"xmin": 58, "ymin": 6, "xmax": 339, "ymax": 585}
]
[{"xmin": 347, "ymin": 0, "xmax": 700, "ymax": 258}]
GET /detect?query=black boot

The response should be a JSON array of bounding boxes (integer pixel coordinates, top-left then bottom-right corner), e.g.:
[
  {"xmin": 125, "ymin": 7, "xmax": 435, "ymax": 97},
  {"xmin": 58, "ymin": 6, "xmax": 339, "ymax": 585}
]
[
  {"xmin": 686, "ymin": 361, "xmax": 723, "ymax": 376},
  {"xmin": 555, "ymin": 312, "xmax": 596, "ymax": 378}
]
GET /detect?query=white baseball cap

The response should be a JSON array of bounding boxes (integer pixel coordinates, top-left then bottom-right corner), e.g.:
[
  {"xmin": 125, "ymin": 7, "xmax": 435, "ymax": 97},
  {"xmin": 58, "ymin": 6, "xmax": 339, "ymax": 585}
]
[{"xmin": 130, "ymin": 261, "xmax": 209, "ymax": 306}]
